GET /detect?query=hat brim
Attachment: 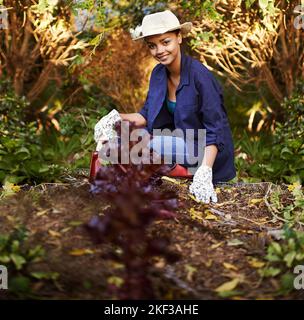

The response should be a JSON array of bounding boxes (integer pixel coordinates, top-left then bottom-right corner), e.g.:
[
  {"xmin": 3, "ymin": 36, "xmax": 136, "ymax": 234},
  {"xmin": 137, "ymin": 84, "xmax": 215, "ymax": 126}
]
[{"xmin": 132, "ymin": 22, "xmax": 192, "ymax": 41}]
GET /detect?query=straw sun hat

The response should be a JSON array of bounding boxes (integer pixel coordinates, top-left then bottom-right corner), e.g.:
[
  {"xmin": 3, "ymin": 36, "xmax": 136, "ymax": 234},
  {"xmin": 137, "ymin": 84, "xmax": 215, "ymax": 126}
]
[{"xmin": 130, "ymin": 10, "xmax": 192, "ymax": 41}]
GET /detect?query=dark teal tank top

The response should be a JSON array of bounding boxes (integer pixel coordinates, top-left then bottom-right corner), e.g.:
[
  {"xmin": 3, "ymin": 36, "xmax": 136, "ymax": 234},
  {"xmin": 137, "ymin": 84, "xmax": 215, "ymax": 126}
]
[{"xmin": 166, "ymin": 98, "xmax": 176, "ymax": 114}]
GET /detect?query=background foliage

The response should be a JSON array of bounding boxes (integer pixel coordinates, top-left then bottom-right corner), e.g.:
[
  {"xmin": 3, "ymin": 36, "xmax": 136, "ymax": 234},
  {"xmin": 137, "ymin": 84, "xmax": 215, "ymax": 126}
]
[{"xmin": 0, "ymin": 0, "xmax": 303, "ymax": 185}]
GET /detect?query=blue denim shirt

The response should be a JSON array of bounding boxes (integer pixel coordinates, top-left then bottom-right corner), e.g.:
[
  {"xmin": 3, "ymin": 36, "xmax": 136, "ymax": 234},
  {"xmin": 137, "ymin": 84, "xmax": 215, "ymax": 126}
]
[{"xmin": 138, "ymin": 52, "xmax": 236, "ymax": 183}]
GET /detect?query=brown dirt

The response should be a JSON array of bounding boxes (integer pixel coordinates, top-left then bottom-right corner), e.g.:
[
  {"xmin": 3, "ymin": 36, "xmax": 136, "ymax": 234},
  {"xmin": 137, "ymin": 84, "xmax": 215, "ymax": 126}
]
[{"xmin": 0, "ymin": 178, "xmax": 303, "ymax": 300}]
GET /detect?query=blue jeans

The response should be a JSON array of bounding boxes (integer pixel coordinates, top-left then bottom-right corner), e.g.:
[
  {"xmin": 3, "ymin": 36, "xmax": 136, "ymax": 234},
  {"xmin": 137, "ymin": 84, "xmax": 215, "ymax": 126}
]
[
  {"xmin": 100, "ymin": 128, "xmax": 200, "ymax": 173},
  {"xmin": 138, "ymin": 128, "xmax": 200, "ymax": 170}
]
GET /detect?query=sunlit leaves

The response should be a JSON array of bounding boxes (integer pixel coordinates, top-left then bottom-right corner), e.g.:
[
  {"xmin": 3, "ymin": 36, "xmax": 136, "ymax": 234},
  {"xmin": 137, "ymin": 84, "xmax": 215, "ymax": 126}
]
[
  {"xmin": 215, "ymin": 278, "xmax": 239, "ymax": 293},
  {"xmin": 259, "ymin": 0, "xmax": 269, "ymax": 10},
  {"xmin": 0, "ymin": 181, "xmax": 21, "ymax": 199},
  {"xmin": 247, "ymin": 257, "xmax": 265, "ymax": 268},
  {"xmin": 33, "ymin": 0, "xmax": 59, "ymax": 14}
]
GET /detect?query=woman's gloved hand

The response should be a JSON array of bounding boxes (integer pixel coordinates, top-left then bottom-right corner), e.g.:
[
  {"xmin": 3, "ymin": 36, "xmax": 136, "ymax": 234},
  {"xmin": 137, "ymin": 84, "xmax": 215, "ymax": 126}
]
[
  {"xmin": 189, "ymin": 164, "xmax": 218, "ymax": 203},
  {"xmin": 94, "ymin": 109, "xmax": 121, "ymax": 151}
]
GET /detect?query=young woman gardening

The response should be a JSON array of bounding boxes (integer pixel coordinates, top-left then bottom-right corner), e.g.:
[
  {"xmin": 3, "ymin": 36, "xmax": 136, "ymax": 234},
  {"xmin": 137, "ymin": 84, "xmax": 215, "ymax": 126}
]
[{"xmin": 93, "ymin": 10, "xmax": 236, "ymax": 203}]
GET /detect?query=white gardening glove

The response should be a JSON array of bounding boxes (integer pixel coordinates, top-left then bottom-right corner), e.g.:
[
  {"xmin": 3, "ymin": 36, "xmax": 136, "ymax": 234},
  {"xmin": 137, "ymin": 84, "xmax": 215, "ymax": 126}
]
[
  {"xmin": 189, "ymin": 164, "xmax": 218, "ymax": 203},
  {"xmin": 94, "ymin": 109, "xmax": 121, "ymax": 151}
]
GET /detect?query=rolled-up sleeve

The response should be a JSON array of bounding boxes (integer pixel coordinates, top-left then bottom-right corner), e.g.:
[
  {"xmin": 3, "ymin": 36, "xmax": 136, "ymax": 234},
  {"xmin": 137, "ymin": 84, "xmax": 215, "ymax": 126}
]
[{"xmin": 196, "ymin": 71, "xmax": 226, "ymax": 152}]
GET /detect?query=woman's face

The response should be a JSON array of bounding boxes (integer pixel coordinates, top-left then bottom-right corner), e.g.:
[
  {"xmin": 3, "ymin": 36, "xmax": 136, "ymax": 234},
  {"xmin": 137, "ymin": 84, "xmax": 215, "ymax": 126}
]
[{"xmin": 145, "ymin": 31, "xmax": 182, "ymax": 66}]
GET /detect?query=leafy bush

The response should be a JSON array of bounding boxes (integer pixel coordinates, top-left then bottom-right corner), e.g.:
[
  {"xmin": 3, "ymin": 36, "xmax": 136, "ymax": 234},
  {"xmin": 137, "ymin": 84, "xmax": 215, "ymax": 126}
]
[
  {"xmin": 259, "ymin": 181, "xmax": 304, "ymax": 295},
  {"xmin": 235, "ymin": 81, "xmax": 304, "ymax": 183},
  {"xmin": 259, "ymin": 225, "xmax": 304, "ymax": 295},
  {"xmin": 0, "ymin": 79, "xmax": 58, "ymax": 184},
  {"xmin": 271, "ymin": 82, "xmax": 304, "ymax": 183},
  {"xmin": 0, "ymin": 226, "xmax": 58, "ymax": 298},
  {"xmin": 0, "ymin": 78, "xmax": 100, "ymax": 184}
]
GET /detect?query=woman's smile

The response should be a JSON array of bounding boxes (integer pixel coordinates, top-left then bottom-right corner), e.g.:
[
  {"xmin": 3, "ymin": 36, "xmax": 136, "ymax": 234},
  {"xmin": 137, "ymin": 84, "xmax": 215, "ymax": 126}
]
[{"xmin": 158, "ymin": 55, "xmax": 169, "ymax": 61}]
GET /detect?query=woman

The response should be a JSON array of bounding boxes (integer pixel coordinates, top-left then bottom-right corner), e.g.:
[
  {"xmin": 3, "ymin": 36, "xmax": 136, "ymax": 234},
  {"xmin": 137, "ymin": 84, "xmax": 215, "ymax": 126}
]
[{"xmin": 94, "ymin": 10, "xmax": 236, "ymax": 203}]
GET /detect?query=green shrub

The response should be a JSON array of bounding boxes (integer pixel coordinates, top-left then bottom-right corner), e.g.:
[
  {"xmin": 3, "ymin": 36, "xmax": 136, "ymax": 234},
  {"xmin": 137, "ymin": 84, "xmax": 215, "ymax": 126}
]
[
  {"xmin": 235, "ymin": 81, "xmax": 304, "ymax": 183},
  {"xmin": 0, "ymin": 226, "xmax": 59, "ymax": 298},
  {"xmin": 259, "ymin": 225, "xmax": 304, "ymax": 295},
  {"xmin": 0, "ymin": 79, "xmax": 61, "ymax": 183},
  {"xmin": 0, "ymin": 78, "xmax": 101, "ymax": 184}
]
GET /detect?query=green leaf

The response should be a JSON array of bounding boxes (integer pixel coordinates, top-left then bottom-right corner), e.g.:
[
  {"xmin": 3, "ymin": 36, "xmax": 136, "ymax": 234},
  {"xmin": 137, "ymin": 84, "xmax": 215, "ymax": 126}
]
[
  {"xmin": 15, "ymin": 147, "xmax": 31, "ymax": 160},
  {"xmin": 295, "ymin": 252, "xmax": 304, "ymax": 261},
  {"xmin": 28, "ymin": 245, "xmax": 45, "ymax": 261},
  {"xmin": 288, "ymin": 238, "xmax": 297, "ymax": 250},
  {"xmin": 30, "ymin": 271, "xmax": 59, "ymax": 280},
  {"xmin": 10, "ymin": 253, "xmax": 26, "ymax": 270},
  {"xmin": 284, "ymin": 251, "xmax": 296, "ymax": 267},
  {"xmin": 259, "ymin": 267, "xmax": 281, "ymax": 277},
  {"xmin": 0, "ymin": 255, "xmax": 10, "ymax": 263},
  {"xmin": 68, "ymin": 220, "xmax": 83, "ymax": 227},
  {"xmin": 218, "ymin": 290, "xmax": 244, "ymax": 298},
  {"xmin": 281, "ymin": 146, "xmax": 293, "ymax": 155},
  {"xmin": 38, "ymin": 165, "xmax": 49, "ymax": 174},
  {"xmin": 11, "ymin": 240, "xmax": 20, "ymax": 253},
  {"xmin": 265, "ymin": 252, "xmax": 280, "ymax": 262},
  {"xmin": 43, "ymin": 148, "xmax": 56, "ymax": 160},
  {"xmin": 271, "ymin": 242, "xmax": 282, "ymax": 255}
]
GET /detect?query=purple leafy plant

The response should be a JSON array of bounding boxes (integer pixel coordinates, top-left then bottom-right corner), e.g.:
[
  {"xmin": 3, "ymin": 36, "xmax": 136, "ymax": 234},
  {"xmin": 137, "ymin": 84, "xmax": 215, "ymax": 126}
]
[{"xmin": 86, "ymin": 121, "xmax": 181, "ymax": 299}]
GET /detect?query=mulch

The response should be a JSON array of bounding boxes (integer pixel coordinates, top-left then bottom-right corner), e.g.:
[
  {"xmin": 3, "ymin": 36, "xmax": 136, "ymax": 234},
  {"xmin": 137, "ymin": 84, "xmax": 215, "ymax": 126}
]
[{"xmin": 0, "ymin": 176, "xmax": 303, "ymax": 300}]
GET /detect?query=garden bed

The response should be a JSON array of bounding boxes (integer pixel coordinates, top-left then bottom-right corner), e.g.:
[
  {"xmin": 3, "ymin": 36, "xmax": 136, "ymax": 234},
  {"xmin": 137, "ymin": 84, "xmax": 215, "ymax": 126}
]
[{"xmin": 0, "ymin": 177, "xmax": 303, "ymax": 300}]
